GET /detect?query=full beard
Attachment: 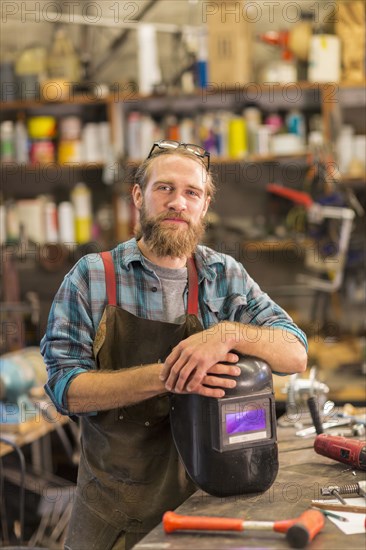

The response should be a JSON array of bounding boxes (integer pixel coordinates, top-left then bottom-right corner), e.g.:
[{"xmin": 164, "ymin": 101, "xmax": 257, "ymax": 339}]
[{"xmin": 138, "ymin": 205, "xmax": 206, "ymax": 258}]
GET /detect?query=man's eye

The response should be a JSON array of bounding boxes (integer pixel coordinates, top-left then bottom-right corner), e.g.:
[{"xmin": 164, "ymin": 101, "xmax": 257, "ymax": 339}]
[{"xmin": 158, "ymin": 185, "xmax": 172, "ymax": 191}]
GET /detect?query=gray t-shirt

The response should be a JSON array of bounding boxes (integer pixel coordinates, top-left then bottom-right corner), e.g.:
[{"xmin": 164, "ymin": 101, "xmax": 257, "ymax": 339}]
[{"xmin": 144, "ymin": 257, "xmax": 187, "ymax": 324}]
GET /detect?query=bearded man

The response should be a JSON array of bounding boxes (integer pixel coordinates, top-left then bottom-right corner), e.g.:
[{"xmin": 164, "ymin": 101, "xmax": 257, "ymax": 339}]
[{"xmin": 41, "ymin": 140, "xmax": 307, "ymax": 550}]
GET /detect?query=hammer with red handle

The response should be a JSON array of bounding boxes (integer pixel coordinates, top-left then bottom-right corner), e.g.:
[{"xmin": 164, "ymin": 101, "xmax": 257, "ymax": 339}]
[{"xmin": 163, "ymin": 509, "xmax": 325, "ymax": 549}]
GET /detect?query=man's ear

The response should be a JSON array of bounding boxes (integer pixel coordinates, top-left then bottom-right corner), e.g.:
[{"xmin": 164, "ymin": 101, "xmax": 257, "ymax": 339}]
[{"xmin": 132, "ymin": 184, "xmax": 143, "ymax": 210}]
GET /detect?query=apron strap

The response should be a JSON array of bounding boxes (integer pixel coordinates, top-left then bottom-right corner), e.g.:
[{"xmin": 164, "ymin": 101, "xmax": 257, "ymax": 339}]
[
  {"xmin": 187, "ymin": 256, "xmax": 199, "ymax": 316},
  {"xmin": 101, "ymin": 251, "xmax": 117, "ymax": 306},
  {"xmin": 100, "ymin": 251, "xmax": 199, "ymax": 315}
]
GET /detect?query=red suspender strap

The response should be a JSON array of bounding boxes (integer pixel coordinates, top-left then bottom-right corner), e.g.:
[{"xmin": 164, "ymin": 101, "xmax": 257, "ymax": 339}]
[
  {"xmin": 187, "ymin": 256, "xmax": 199, "ymax": 316},
  {"xmin": 101, "ymin": 251, "xmax": 198, "ymax": 313},
  {"xmin": 101, "ymin": 251, "xmax": 117, "ymax": 306}
]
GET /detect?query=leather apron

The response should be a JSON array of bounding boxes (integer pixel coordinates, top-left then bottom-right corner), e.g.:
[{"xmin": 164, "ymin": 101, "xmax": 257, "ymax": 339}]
[{"xmin": 65, "ymin": 251, "xmax": 202, "ymax": 550}]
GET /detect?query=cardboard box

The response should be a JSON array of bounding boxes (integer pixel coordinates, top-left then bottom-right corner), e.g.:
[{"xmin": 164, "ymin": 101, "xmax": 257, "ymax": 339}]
[
  {"xmin": 206, "ymin": 1, "xmax": 253, "ymax": 86},
  {"xmin": 335, "ymin": 1, "xmax": 365, "ymax": 82}
]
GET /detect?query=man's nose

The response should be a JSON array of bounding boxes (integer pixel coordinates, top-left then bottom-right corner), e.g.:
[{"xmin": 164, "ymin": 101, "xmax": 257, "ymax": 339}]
[{"xmin": 166, "ymin": 193, "xmax": 187, "ymax": 211}]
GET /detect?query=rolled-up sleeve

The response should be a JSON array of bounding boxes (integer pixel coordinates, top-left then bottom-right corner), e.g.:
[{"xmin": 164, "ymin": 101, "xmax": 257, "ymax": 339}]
[
  {"xmin": 213, "ymin": 258, "xmax": 308, "ymax": 377},
  {"xmin": 199, "ymin": 248, "xmax": 308, "ymax": 357},
  {"xmin": 239, "ymin": 268, "xmax": 308, "ymax": 352},
  {"xmin": 40, "ymin": 273, "xmax": 96, "ymax": 416}
]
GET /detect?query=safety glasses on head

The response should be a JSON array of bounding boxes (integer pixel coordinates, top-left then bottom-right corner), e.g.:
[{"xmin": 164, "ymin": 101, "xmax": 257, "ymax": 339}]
[{"xmin": 147, "ymin": 139, "xmax": 210, "ymax": 170}]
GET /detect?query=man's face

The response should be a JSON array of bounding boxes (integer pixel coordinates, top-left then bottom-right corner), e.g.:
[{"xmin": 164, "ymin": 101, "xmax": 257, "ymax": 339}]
[{"xmin": 133, "ymin": 154, "xmax": 211, "ymax": 258}]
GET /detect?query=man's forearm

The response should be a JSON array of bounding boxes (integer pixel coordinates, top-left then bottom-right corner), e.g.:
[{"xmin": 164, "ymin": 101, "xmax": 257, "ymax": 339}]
[
  {"xmin": 66, "ymin": 363, "xmax": 166, "ymax": 413},
  {"xmin": 218, "ymin": 322, "xmax": 307, "ymax": 374}
]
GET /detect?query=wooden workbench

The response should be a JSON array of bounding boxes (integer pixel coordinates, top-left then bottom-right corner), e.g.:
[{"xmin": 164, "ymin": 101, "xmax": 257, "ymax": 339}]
[
  {"xmin": 0, "ymin": 402, "xmax": 70, "ymax": 459},
  {"xmin": 133, "ymin": 426, "xmax": 366, "ymax": 549}
]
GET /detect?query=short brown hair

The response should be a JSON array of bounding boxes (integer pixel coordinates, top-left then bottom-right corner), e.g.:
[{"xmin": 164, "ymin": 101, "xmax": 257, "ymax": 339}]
[{"xmin": 134, "ymin": 148, "xmax": 216, "ymax": 198}]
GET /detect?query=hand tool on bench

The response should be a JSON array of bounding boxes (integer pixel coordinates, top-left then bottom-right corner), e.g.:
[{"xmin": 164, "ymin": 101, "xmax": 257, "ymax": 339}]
[
  {"xmin": 321, "ymin": 481, "xmax": 366, "ymax": 500},
  {"xmin": 163, "ymin": 509, "xmax": 325, "ymax": 549},
  {"xmin": 307, "ymin": 392, "xmax": 366, "ymax": 471}
]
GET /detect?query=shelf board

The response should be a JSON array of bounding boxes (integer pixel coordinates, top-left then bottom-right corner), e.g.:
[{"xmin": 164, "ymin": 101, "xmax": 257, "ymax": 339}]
[
  {"xmin": 1, "ymin": 161, "xmax": 105, "ymax": 170},
  {"xmin": 212, "ymin": 152, "xmax": 308, "ymax": 164},
  {"xmin": 1, "ymin": 82, "xmax": 364, "ymax": 111},
  {"xmin": 127, "ymin": 152, "xmax": 309, "ymax": 166},
  {"xmin": 130, "ymin": 81, "xmax": 362, "ymax": 98},
  {"xmin": 122, "ymin": 81, "xmax": 366, "ymax": 102},
  {"xmin": 337, "ymin": 81, "xmax": 366, "ymax": 89},
  {"xmin": 242, "ymin": 238, "xmax": 314, "ymax": 251},
  {"xmin": 0, "ymin": 94, "xmax": 113, "ymax": 110},
  {"xmin": 340, "ymin": 174, "xmax": 366, "ymax": 182}
]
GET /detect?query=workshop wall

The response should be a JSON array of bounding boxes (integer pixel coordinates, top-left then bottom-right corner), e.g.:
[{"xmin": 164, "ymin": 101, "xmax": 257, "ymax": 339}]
[
  {"xmin": 1, "ymin": 0, "xmax": 365, "ymax": 342},
  {"xmin": 1, "ymin": 0, "xmax": 334, "ymax": 86}
]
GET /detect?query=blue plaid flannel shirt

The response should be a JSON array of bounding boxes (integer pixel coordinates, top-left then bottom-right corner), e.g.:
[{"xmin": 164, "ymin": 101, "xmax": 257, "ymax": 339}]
[{"xmin": 41, "ymin": 238, "xmax": 307, "ymax": 415}]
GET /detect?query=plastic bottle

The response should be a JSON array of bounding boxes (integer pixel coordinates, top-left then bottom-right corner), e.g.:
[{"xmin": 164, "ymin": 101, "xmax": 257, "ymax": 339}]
[
  {"xmin": 44, "ymin": 200, "xmax": 58, "ymax": 243},
  {"xmin": 196, "ymin": 28, "xmax": 208, "ymax": 88},
  {"xmin": 15, "ymin": 114, "xmax": 29, "ymax": 164},
  {"xmin": 228, "ymin": 118, "xmax": 247, "ymax": 159},
  {"xmin": 58, "ymin": 201, "xmax": 75, "ymax": 243},
  {"xmin": 337, "ymin": 126, "xmax": 354, "ymax": 174},
  {"xmin": 6, "ymin": 200, "xmax": 20, "ymax": 242},
  {"xmin": 1, "ymin": 121, "xmax": 15, "ymax": 162},
  {"xmin": 243, "ymin": 107, "xmax": 261, "ymax": 154},
  {"xmin": 127, "ymin": 112, "xmax": 141, "ymax": 160},
  {"xmin": 71, "ymin": 183, "xmax": 92, "ymax": 244},
  {"xmin": 286, "ymin": 110, "xmax": 306, "ymax": 145}
]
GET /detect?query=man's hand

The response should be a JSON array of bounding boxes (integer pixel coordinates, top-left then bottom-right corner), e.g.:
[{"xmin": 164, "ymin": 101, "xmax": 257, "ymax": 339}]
[
  {"xmin": 160, "ymin": 326, "xmax": 239, "ymax": 394},
  {"xmin": 168, "ymin": 362, "xmax": 241, "ymax": 398}
]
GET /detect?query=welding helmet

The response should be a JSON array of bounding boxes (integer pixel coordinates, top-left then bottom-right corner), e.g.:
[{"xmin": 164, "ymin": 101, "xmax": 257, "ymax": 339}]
[{"xmin": 170, "ymin": 355, "xmax": 278, "ymax": 497}]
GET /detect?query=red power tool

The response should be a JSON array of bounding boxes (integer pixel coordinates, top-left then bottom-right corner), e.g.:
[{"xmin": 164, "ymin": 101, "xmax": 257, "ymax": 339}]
[{"xmin": 314, "ymin": 434, "xmax": 366, "ymax": 470}]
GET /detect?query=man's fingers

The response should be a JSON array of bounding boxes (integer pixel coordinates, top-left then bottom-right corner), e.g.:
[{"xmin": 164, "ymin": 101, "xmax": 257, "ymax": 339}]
[
  {"xmin": 164, "ymin": 365, "xmax": 183, "ymax": 391},
  {"xmin": 160, "ymin": 347, "xmax": 180, "ymax": 381},
  {"xmin": 164, "ymin": 354, "xmax": 195, "ymax": 391},
  {"xmin": 185, "ymin": 362, "xmax": 241, "ymax": 392},
  {"xmin": 173, "ymin": 358, "xmax": 205, "ymax": 392},
  {"xmin": 208, "ymin": 363, "xmax": 241, "ymax": 376},
  {"xmin": 201, "ymin": 375, "xmax": 237, "ymax": 389},
  {"xmin": 185, "ymin": 363, "xmax": 214, "ymax": 392},
  {"xmin": 194, "ymin": 386, "xmax": 225, "ymax": 398},
  {"xmin": 226, "ymin": 352, "xmax": 240, "ymax": 363}
]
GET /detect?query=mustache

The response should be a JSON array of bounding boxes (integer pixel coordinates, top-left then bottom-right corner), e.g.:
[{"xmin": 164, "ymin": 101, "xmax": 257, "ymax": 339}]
[{"xmin": 155, "ymin": 211, "xmax": 191, "ymax": 224}]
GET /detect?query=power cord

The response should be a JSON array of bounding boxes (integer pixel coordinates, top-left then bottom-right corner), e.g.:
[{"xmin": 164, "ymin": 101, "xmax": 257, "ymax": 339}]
[{"xmin": 0, "ymin": 437, "xmax": 26, "ymax": 545}]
